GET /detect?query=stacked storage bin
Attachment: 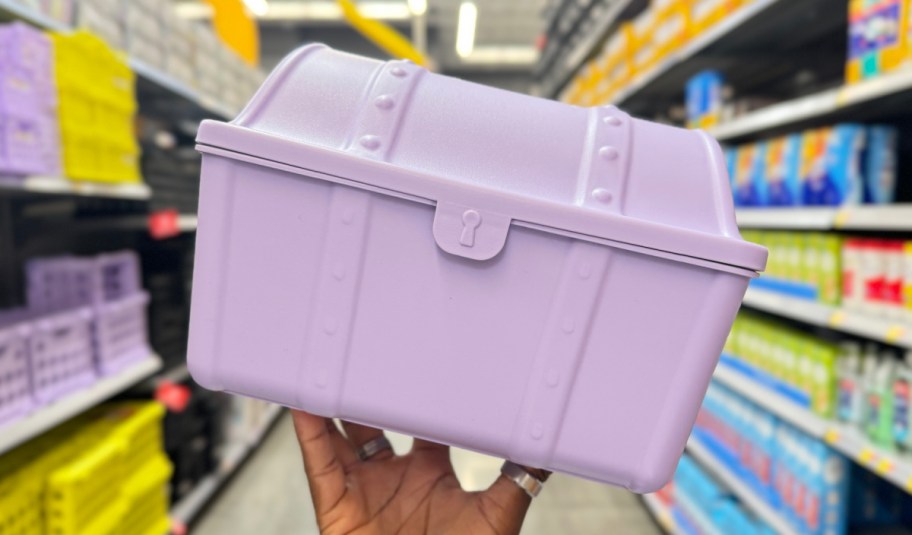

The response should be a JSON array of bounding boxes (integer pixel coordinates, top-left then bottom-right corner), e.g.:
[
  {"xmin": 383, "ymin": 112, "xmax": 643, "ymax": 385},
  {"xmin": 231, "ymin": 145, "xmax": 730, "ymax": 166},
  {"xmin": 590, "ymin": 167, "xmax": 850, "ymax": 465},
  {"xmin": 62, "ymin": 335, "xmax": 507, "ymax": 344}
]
[
  {"xmin": 164, "ymin": 10, "xmax": 198, "ymax": 90},
  {"xmin": 142, "ymin": 145, "xmax": 201, "ymax": 214},
  {"xmin": 27, "ymin": 251, "xmax": 151, "ymax": 376},
  {"xmin": 195, "ymin": 25, "xmax": 224, "ymax": 105},
  {"xmin": 0, "ymin": 22, "xmax": 60, "ymax": 177},
  {"xmin": 0, "ymin": 402, "xmax": 171, "ymax": 535},
  {"xmin": 124, "ymin": 0, "xmax": 166, "ymax": 69},
  {"xmin": 75, "ymin": 0, "xmax": 124, "ymax": 50},
  {"xmin": 53, "ymin": 31, "xmax": 141, "ymax": 184},
  {"xmin": 166, "ymin": 382, "xmax": 228, "ymax": 501}
]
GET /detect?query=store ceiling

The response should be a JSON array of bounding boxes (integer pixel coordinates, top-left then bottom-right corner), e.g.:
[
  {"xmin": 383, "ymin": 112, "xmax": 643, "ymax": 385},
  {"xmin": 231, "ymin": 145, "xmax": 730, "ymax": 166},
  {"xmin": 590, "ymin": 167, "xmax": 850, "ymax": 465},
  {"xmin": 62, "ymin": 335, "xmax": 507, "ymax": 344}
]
[{"xmin": 174, "ymin": 0, "xmax": 545, "ymax": 73}]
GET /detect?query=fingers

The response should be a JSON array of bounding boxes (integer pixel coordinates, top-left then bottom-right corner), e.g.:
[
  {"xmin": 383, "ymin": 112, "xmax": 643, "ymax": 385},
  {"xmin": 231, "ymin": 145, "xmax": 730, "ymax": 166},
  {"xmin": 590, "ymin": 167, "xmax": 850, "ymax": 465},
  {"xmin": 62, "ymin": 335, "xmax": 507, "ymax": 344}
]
[
  {"xmin": 478, "ymin": 464, "xmax": 551, "ymax": 532},
  {"xmin": 291, "ymin": 410, "xmax": 349, "ymax": 515},
  {"xmin": 340, "ymin": 420, "xmax": 395, "ymax": 461},
  {"xmin": 411, "ymin": 438, "xmax": 450, "ymax": 458}
]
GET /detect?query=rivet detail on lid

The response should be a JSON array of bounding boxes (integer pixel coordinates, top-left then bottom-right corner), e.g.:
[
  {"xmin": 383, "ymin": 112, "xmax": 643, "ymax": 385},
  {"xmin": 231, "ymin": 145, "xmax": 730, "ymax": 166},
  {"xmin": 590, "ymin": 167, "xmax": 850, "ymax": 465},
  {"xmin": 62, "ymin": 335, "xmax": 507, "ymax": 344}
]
[
  {"xmin": 508, "ymin": 241, "xmax": 612, "ymax": 463},
  {"xmin": 347, "ymin": 60, "xmax": 424, "ymax": 161},
  {"xmin": 298, "ymin": 186, "xmax": 373, "ymax": 411},
  {"xmin": 579, "ymin": 107, "xmax": 631, "ymax": 214}
]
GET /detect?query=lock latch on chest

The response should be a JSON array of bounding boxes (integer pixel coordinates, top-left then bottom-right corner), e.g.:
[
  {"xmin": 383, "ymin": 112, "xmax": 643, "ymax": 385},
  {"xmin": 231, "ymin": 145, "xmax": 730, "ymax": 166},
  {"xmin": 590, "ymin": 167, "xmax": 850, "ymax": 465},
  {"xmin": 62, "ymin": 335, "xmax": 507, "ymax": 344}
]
[{"xmin": 432, "ymin": 201, "xmax": 512, "ymax": 261}]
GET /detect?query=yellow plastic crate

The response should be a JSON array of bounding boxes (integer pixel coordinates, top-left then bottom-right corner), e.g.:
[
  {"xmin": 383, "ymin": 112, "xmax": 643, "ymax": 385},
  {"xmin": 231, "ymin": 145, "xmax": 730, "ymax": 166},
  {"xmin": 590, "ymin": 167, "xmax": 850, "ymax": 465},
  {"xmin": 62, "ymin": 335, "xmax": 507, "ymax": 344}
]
[
  {"xmin": 0, "ymin": 470, "xmax": 41, "ymax": 535},
  {"xmin": 117, "ymin": 455, "xmax": 173, "ymax": 535},
  {"xmin": 87, "ymin": 402, "xmax": 165, "ymax": 475},
  {"xmin": 46, "ymin": 435, "xmax": 127, "ymax": 535}
]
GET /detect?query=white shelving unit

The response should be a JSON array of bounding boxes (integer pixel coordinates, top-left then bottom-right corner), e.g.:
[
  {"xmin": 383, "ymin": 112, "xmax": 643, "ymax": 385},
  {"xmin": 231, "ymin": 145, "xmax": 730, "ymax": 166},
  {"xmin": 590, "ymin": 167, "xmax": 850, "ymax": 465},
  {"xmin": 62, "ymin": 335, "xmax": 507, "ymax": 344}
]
[
  {"xmin": 0, "ymin": 355, "xmax": 163, "ymax": 455},
  {"xmin": 642, "ymin": 494, "xmax": 676, "ymax": 534},
  {"xmin": 686, "ymin": 438, "xmax": 798, "ymax": 535},
  {"xmin": 0, "ymin": 175, "xmax": 152, "ymax": 200},
  {"xmin": 737, "ymin": 205, "xmax": 912, "ymax": 230},
  {"xmin": 169, "ymin": 404, "xmax": 284, "ymax": 530},
  {"xmin": 713, "ymin": 362, "xmax": 912, "ymax": 496},
  {"xmin": 710, "ymin": 69, "xmax": 912, "ymax": 141},
  {"xmin": 741, "ymin": 288, "xmax": 912, "ymax": 349},
  {"xmin": 0, "ymin": 0, "xmax": 233, "ymax": 122}
]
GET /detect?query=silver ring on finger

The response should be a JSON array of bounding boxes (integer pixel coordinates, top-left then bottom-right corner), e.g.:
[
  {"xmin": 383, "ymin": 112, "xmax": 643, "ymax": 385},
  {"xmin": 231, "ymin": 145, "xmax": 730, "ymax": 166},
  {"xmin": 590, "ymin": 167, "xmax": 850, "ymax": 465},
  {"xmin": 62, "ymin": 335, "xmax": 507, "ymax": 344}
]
[
  {"xmin": 357, "ymin": 435, "xmax": 392, "ymax": 461},
  {"xmin": 501, "ymin": 461, "xmax": 544, "ymax": 498}
]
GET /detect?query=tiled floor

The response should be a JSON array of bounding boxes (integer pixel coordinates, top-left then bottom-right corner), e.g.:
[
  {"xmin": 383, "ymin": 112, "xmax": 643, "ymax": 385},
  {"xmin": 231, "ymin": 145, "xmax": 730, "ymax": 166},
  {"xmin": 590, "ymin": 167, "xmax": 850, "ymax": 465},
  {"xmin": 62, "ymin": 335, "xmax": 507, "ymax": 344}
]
[{"xmin": 195, "ymin": 413, "xmax": 661, "ymax": 534}]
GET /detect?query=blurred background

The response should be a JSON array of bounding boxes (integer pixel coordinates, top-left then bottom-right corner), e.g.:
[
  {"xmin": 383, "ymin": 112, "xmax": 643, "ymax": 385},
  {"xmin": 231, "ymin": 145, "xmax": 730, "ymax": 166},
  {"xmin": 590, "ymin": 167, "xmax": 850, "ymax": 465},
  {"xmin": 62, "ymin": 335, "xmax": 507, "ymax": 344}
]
[{"xmin": 2, "ymin": 0, "xmax": 912, "ymax": 534}]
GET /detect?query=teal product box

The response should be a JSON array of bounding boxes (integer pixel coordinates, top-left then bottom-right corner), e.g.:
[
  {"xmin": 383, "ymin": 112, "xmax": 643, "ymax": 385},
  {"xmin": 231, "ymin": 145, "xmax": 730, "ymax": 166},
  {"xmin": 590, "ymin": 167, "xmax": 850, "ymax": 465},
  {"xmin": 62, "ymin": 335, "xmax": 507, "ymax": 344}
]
[
  {"xmin": 766, "ymin": 134, "xmax": 802, "ymax": 206},
  {"xmin": 864, "ymin": 125, "xmax": 898, "ymax": 204}
]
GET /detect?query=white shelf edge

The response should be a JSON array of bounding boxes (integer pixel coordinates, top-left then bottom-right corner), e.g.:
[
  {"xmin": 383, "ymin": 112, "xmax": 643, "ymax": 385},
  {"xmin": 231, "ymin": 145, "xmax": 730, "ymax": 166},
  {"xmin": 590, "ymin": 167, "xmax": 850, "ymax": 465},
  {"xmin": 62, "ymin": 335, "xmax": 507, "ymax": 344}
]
[
  {"xmin": 0, "ymin": 355, "xmax": 163, "ymax": 454},
  {"xmin": 736, "ymin": 205, "xmax": 912, "ymax": 230},
  {"xmin": 0, "ymin": 0, "xmax": 67, "ymax": 31},
  {"xmin": 611, "ymin": 0, "xmax": 781, "ymax": 105},
  {"xmin": 169, "ymin": 404, "xmax": 284, "ymax": 528},
  {"xmin": 0, "ymin": 176, "xmax": 153, "ymax": 200},
  {"xmin": 177, "ymin": 215, "xmax": 198, "ymax": 232},
  {"xmin": 713, "ymin": 361, "xmax": 912, "ymax": 496},
  {"xmin": 643, "ymin": 493, "xmax": 676, "ymax": 534},
  {"xmin": 741, "ymin": 288, "xmax": 912, "ymax": 349},
  {"xmin": 711, "ymin": 69, "xmax": 912, "ymax": 141},
  {"xmin": 686, "ymin": 438, "xmax": 798, "ymax": 535}
]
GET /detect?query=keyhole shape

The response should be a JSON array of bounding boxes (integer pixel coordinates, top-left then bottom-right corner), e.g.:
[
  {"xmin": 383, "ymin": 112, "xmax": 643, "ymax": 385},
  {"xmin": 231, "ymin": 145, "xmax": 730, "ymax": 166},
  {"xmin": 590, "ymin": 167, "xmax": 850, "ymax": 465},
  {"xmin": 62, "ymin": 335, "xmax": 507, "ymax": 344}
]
[{"xmin": 459, "ymin": 210, "xmax": 482, "ymax": 247}]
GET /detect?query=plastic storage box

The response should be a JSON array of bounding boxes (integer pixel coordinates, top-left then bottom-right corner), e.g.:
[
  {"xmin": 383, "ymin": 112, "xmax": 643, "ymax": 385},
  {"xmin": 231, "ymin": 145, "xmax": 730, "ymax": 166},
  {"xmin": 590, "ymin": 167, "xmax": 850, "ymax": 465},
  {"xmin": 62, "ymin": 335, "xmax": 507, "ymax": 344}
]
[{"xmin": 189, "ymin": 45, "xmax": 767, "ymax": 491}]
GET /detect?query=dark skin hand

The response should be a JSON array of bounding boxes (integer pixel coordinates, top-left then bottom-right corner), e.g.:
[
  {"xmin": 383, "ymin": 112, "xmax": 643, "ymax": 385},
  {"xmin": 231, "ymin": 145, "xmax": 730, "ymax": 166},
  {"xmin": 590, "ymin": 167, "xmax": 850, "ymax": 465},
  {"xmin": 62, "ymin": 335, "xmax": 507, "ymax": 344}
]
[{"xmin": 291, "ymin": 410, "xmax": 550, "ymax": 535}]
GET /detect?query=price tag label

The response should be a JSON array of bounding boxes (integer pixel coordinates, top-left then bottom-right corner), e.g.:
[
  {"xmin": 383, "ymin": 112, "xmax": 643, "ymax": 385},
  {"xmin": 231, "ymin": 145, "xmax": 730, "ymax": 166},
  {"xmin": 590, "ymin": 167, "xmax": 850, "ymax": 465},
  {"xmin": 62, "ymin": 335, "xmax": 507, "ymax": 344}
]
[
  {"xmin": 859, "ymin": 448, "xmax": 876, "ymax": 464},
  {"xmin": 875, "ymin": 459, "xmax": 893, "ymax": 475},
  {"xmin": 829, "ymin": 311, "xmax": 847, "ymax": 327},
  {"xmin": 149, "ymin": 209, "xmax": 180, "ymax": 240},
  {"xmin": 824, "ymin": 428, "xmax": 840, "ymax": 444},
  {"xmin": 833, "ymin": 209, "xmax": 850, "ymax": 228},
  {"xmin": 155, "ymin": 380, "xmax": 191, "ymax": 412},
  {"xmin": 886, "ymin": 325, "xmax": 906, "ymax": 343}
]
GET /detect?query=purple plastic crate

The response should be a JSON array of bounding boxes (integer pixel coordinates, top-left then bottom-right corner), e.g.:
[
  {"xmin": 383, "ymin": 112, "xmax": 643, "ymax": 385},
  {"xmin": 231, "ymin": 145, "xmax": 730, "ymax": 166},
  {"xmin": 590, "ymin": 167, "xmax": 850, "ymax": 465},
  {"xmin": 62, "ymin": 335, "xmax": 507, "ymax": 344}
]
[
  {"xmin": 27, "ymin": 252, "xmax": 142, "ymax": 312},
  {"xmin": 188, "ymin": 45, "xmax": 769, "ymax": 491},
  {"xmin": 0, "ymin": 22, "xmax": 55, "ymax": 106},
  {"xmin": 94, "ymin": 291, "xmax": 150, "ymax": 376},
  {"xmin": 0, "ymin": 111, "xmax": 49, "ymax": 176},
  {"xmin": 29, "ymin": 306, "xmax": 96, "ymax": 404},
  {"xmin": 0, "ymin": 311, "xmax": 33, "ymax": 426}
]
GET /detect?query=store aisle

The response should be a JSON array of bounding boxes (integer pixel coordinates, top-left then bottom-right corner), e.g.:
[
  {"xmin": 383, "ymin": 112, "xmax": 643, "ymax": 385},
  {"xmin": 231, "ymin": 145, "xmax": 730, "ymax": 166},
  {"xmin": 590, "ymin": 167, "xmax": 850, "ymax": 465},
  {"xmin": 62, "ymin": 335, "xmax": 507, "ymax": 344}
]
[{"xmin": 195, "ymin": 412, "xmax": 660, "ymax": 535}]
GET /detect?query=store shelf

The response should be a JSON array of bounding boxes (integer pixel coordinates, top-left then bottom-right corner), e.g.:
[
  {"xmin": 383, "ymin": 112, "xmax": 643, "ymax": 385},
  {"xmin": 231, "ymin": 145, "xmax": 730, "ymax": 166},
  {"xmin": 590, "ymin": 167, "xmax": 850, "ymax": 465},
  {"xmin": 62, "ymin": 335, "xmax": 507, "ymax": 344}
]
[
  {"xmin": 0, "ymin": 355, "xmax": 163, "ymax": 455},
  {"xmin": 643, "ymin": 494, "xmax": 676, "ymax": 534},
  {"xmin": 675, "ymin": 491, "xmax": 723, "ymax": 535},
  {"xmin": 0, "ymin": 0, "xmax": 233, "ymax": 121},
  {"xmin": 0, "ymin": 175, "xmax": 152, "ymax": 200},
  {"xmin": 685, "ymin": 438, "xmax": 798, "ymax": 535},
  {"xmin": 539, "ymin": 0, "xmax": 648, "ymax": 98},
  {"xmin": 737, "ymin": 205, "xmax": 912, "ymax": 230},
  {"xmin": 741, "ymin": 287, "xmax": 912, "ymax": 348},
  {"xmin": 169, "ymin": 404, "xmax": 284, "ymax": 530},
  {"xmin": 711, "ymin": 69, "xmax": 912, "ymax": 141},
  {"xmin": 713, "ymin": 361, "xmax": 912, "ymax": 496},
  {"xmin": 178, "ymin": 215, "xmax": 199, "ymax": 232}
]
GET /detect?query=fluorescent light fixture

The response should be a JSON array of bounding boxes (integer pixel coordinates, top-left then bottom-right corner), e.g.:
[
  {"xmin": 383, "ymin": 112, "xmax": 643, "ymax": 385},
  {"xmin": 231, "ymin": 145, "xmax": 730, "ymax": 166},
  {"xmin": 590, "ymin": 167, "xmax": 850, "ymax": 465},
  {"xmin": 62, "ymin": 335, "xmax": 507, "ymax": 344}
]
[
  {"xmin": 176, "ymin": 1, "xmax": 410, "ymax": 21},
  {"xmin": 243, "ymin": 0, "xmax": 269, "ymax": 16},
  {"xmin": 407, "ymin": 0, "xmax": 427, "ymax": 16},
  {"xmin": 455, "ymin": 2, "xmax": 477, "ymax": 58},
  {"xmin": 459, "ymin": 46, "xmax": 539, "ymax": 66}
]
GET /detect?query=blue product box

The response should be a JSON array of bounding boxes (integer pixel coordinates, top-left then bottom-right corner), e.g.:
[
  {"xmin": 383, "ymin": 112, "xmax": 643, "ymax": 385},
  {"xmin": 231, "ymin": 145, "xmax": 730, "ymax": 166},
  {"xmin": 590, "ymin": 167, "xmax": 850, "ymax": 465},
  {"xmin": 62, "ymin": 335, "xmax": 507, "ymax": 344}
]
[
  {"xmin": 864, "ymin": 125, "xmax": 897, "ymax": 204},
  {"xmin": 766, "ymin": 134, "xmax": 802, "ymax": 206},
  {"xmin": 733, "ymin": 142, "xmax": 766, "ymax": 206},
  {"xmin": 802, "ymin": 125, "xmax": 865, "ymax": 206}
]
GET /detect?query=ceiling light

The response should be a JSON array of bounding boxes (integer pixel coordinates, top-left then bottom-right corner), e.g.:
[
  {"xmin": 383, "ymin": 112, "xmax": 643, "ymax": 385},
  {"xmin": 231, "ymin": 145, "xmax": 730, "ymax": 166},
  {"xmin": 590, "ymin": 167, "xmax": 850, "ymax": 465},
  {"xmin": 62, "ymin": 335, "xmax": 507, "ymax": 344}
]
[
  {"xmin": 243, "ymin": 0, "xmax": 269, "ymax": 16},
  {"xmin": 407, "ymin": 0, "xmax": 427, "ymax": 16},
  {"xmin": 456, "ymin": 2, "xmax": 477, "ymax": 58}
]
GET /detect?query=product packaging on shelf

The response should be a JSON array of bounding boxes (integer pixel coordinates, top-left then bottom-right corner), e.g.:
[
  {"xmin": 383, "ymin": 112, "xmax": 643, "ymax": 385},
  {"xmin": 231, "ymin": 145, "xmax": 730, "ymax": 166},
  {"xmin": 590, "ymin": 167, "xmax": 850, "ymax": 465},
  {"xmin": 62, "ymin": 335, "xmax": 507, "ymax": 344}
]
[
  {"xmin": 801, "ymin": 125, "xmax": 866, "ymax": 206},
  {"xmin": 892, "ymin": 352, "xmax": 912, "ymax": 449},
  {"xmin": 864, "ymin": 125, "xmax": 898, "ymax": 204},
  {"xmin": 846, "ymin": 0, "xmax": 910, "ymax": 83},
  {"xmin": 685, "ymin": 70, "xmax": 726, "ymax": 129},
  {"xmin": 765, "ymin": 134, "xmax": 802, "ymax": 206},
  {"xmin": 732, "ymin": 141, "xmax": 766, "ymax": 206}
]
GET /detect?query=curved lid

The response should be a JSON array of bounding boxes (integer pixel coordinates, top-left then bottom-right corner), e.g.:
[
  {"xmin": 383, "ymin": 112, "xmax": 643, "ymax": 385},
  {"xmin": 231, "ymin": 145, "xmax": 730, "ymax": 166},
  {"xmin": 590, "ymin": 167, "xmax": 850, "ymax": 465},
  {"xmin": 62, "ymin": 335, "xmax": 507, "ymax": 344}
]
[{"xmin": 197, "ymin": 44, "xmax": 767, "ymax": 272}]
